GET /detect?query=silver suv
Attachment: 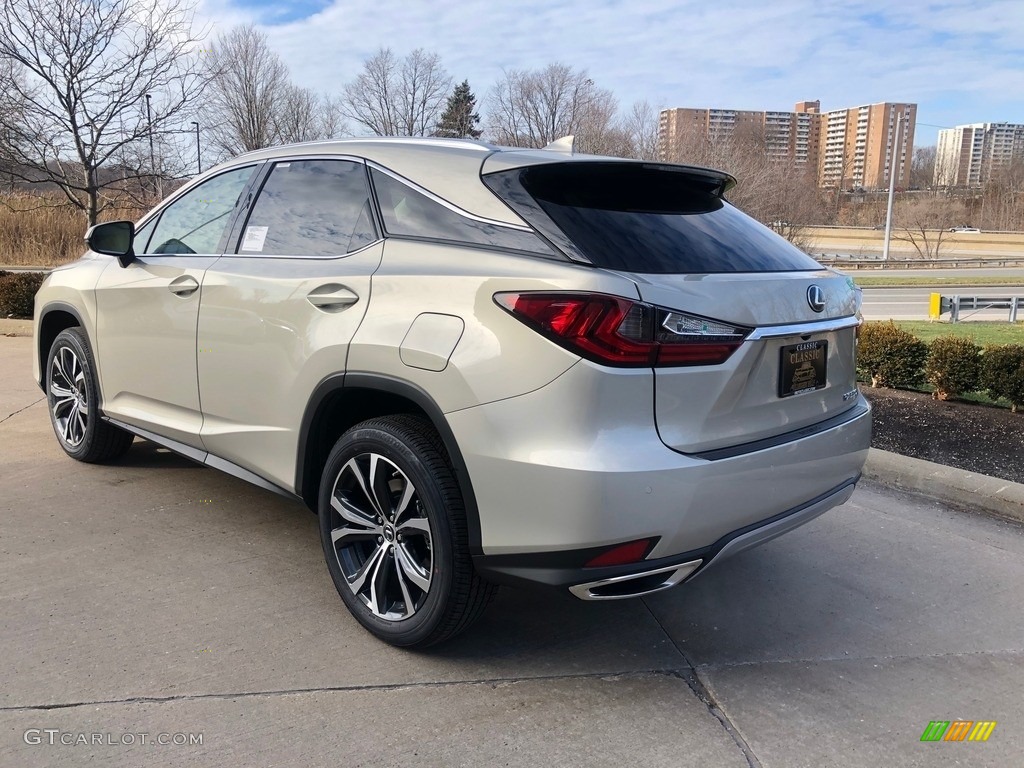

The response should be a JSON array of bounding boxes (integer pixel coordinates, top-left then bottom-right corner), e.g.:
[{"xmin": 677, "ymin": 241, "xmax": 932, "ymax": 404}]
[{"xmin": 33, "ymin": 138, "xmax": 870, "ymax": 647}]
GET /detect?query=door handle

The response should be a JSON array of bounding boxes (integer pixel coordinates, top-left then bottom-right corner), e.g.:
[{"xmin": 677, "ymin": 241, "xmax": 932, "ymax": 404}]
[
  {"xmin": 169, "ymin": 275, "xmax": 200, "ymax": 297},
  {"xmin": 307, "ymin": 284, "xmax": 359, "ymax": 311}
]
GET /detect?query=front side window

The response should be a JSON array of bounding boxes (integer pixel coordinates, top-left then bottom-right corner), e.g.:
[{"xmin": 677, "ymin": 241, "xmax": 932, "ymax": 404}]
[
  {"xmin": 370, "ymin": 168, "xmax": 554, "ymax": 256},
  {"xmin": 239, "ymin": 160, "xmax": 377, "ymax": 257},
  {"xmin": 146, "ymin": 166, "xmax": 255, "ymax": 255}
]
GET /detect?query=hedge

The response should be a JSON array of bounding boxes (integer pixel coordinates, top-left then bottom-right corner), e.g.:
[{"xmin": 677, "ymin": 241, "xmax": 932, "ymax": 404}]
[
  {"xmin": 857, "ymin": 321, "xmax": 928, "ymax": 388},
  {"xmin": 980, "ymin": 344, "xmax": 1024, "ymax": 412},
  {"xmin": 926, "ymin": 335, "xmax": 981, "ymax": 401},
  {"xmin": 0, "ymin": 271, "xmax": 46, "ymax": 319},
  {"xmin": 857, "ymin": 320, "xmax": 1024, "ymax": 412}
]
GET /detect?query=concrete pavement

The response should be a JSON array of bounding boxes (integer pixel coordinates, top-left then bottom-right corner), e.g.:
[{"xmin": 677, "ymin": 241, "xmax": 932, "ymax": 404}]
[{"xmin": 2, "ymin": 334, "xmax": 1023, "ymax": 767}]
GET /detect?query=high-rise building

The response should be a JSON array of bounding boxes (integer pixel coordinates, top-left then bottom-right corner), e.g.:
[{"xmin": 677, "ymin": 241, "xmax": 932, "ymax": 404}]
[
  {"xmin": 658, "ymin": 100, "xmax": 917, "ymax": 190},
  {"xmin": 935, "ymin": 123, "xmax": 1024, "ymax": 187},
  {"xmin": 819, "ymin": 102, "xmax": 916, "ymax": 190}
]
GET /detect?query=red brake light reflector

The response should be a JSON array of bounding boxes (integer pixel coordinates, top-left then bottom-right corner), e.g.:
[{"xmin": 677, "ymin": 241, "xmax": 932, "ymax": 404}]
[{"xmin": 585, "ymin": 539, "xmax": 655, "ymax": 568}]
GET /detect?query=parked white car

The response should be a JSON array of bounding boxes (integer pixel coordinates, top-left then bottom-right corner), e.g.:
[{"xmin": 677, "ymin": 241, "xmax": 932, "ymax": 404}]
[{"xmin": 33, "ymin": 138, "xmax": 871, "ymax": 646}]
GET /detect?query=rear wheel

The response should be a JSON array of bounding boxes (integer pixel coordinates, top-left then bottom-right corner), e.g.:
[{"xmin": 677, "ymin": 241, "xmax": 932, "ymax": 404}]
[
  {"xmin": 46, "ymin": 328, "xmax": 133, "ymax": 463},
  {"xmin": 318, "ymin": 415, "xmax": 495, "ymax": 647}
]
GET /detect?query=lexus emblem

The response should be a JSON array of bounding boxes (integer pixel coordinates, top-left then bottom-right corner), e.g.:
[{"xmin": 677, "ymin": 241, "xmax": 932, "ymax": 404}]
[{"xmin": 807, "ymin": 285, "xmax": 826, "ymax": 313}]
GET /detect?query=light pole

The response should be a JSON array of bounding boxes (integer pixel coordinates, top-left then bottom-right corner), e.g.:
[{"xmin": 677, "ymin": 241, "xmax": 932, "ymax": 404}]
[
  {"xmin": 145, "ymin": 93, "xmax": 162, "ymax": 200},
  {"xmin": 191, "ymin": 121, "xmax": 201, "ymax": 174},
  {"xmin": 882, "ymin": 111, "xmax": 903, "ymax": 262}
]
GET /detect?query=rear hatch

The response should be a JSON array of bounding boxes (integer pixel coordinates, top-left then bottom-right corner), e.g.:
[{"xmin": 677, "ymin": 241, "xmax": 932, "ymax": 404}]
[{"xmin": 483, "ymin": 159, "xmax": 862, "ymax": 454}]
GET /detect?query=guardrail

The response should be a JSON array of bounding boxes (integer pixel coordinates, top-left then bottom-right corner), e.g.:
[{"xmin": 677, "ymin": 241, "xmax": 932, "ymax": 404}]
[
  {"xmin": 816, "ymin": 256, "xmax": 1024, "ymax": 269},
  {"xmin": 929, "ymin": 293, "xmax": 1023, "ymax": 322}
]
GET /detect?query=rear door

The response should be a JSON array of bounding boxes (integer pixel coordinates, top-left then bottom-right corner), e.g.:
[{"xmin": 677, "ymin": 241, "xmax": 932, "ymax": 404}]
[
  {"xmin": 196, "ymin": 157, "xmax": 382, "ymax": 490},
  {"xmin": 483, "ymin": 160, "xmax": 862, "ymax": 454}
]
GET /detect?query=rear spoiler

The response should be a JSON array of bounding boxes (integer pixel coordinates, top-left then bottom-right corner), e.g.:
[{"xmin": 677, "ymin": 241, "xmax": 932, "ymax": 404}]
[{"xmin": 639, "ymin": 163, "xmax": 736, "ymax": 197}]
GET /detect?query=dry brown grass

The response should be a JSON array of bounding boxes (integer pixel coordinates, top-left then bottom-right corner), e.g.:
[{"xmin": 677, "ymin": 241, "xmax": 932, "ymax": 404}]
[{"xmin": 0, "ymin": 195, "xmax": 144, "ymax": 267}]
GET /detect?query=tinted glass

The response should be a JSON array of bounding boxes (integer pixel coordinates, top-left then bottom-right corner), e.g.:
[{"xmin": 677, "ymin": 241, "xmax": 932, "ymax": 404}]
[
  {"xmin": 370, "ymin": 168, "xmax": 553, "ymax": 256},
  {"xmin": 148, "ymin": 166, "xmax": 255, "ymax": 255},
  {"xmin": 484, "ymin": 163, "xmax": 822, "ymax": 274},
  {"xmin": 240, "ymin": 160, "xmax": 376, "ymax": 257}
]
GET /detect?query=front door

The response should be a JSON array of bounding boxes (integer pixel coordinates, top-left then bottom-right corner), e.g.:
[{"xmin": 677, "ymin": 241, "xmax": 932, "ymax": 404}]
[{"xmin": 93, "ymin": 165, "xmax": 257, "ymax": 448}]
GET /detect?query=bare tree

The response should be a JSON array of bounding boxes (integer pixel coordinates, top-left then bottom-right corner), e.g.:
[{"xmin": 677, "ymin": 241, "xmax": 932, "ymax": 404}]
[
  {"xmin": 910, "ymin": 146, "xmax": 936, "ymax": 190},
  {"xmin": 979, "ymin": 157, "xmax": 1024, "ymax": 231},
  {"xmin": 892, "ymin": 197, "xmax": 964, "ymax": 259},
  {"xmin": 0, "ymin": 0, "xmax": 208, "ymax": 224},
  {"xmin": 485, "ymin": 63, "xmax": 619, "ymax": 152},
  {"xmin": 342, "ymin": 48, "xmax": 451, "ymax": 137},
  {"xmin": 620, "ymin": 100, "xmax": 660, "ymax": 161},
  {"xmin": 204, "ymin": 25, "xmax": 290, "ymax": 156}
]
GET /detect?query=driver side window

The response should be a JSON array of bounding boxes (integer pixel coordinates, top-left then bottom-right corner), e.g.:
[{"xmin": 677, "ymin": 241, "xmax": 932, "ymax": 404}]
[{"xmin": 145, "ymin": 166, "xmax": 255, "ymax": 255}]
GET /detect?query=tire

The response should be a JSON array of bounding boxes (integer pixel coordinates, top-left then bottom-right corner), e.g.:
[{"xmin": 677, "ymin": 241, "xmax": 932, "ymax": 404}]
[
  {"xmin": 45, "ymin": 328, "xmax": 134, "ymax": 463},
  {"xmin": 318, "ymin": 415, "xmax": 496, "ymax": 647}
]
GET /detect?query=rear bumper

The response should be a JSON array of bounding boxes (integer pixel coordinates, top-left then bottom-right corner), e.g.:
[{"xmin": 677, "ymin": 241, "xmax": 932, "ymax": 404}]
[
  {"xmin": 474, "ymin": 478, "xmax": 857, "ymax": 597},
  {"xmin": 450, "ymin": 360, "xmax": 871, "ymax": 591}
]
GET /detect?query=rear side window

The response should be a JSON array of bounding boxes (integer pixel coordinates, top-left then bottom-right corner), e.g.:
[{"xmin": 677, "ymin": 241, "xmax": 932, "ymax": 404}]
[
  {"xmin": 240, "ymin": 160, "xmax": 376, "ymax": 256},
  {"xmin": 483, "ymin": 163, "xmax": 822, "ymax": 274},
  {"xmin": 370, "ymin": 168, "xmax": 554, "ymax": 256}
]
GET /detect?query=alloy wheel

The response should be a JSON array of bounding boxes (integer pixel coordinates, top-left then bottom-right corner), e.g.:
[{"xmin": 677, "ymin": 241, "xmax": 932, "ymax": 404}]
[
  {"xmin": 49, "ymin": 345, "xmax": 88, "ymax": 447},
  {"xmin": 328, "ymin": 452, "xmax": 433, "ymax": 621}
]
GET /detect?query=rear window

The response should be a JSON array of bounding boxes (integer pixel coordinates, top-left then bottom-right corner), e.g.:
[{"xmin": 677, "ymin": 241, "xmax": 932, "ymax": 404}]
[{"xmin": 483, "ymin": 163, "xmax": 821, "ymax": 274}]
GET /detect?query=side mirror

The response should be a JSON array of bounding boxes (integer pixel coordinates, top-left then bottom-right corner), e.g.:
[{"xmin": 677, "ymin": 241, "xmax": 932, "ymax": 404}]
[{"xmin": 85, "ymin": 220, "xmax": 135, "ymax": 268}]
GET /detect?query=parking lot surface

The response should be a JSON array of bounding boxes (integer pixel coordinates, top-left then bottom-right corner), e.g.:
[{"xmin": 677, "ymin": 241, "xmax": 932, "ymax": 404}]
[{"xmin": 2, "ymin": 336, "xmax": 1022, "ymax": 767}]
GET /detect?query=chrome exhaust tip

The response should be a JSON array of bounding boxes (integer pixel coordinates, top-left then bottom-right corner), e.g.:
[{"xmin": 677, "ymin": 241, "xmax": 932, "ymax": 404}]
[{"xmin": 568, "ymin": 559, "xmax": 703, "ymax": 601}]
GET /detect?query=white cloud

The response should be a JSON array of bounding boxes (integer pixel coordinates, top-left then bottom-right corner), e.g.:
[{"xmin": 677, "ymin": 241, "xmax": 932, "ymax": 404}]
[{"xmin": 195, "ymin": 0, "xmax": 1024, "ymax": 145}]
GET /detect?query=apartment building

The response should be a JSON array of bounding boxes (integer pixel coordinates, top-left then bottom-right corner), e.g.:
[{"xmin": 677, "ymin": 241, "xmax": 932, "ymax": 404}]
[
  {"xmin": 935, "ymin": 123, "xmax": 1024, "ymax": 187},
  {"xmin": 658, "ymin": 100, "xmax": 917, "ymax": 190},
  {"xmin": 658, "ymin": 100, "xmax": 822, "ymax": 168}
]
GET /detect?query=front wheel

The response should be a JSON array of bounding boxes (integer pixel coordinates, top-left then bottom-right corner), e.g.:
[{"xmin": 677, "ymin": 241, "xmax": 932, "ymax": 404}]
[
  {"xmin": 45, "ymin": 328, "xmax": 133, "ymax": 463},
  {"xmin": 318, "ymin": 415, "xmax": 496, "ymax": 647}
]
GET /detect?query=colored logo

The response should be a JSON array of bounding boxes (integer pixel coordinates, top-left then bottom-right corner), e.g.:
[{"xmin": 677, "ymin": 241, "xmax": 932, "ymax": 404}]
[{"xmin": 920, "ymin": 721, "xmax": 997, "ymax": 742}]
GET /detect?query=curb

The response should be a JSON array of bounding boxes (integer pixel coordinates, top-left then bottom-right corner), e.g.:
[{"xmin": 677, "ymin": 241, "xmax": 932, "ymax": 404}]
[
  {"xmin": 0, "ymin": 318, "xmax": 33, "ymax": 337},
  {"xmin": 864, "ymin": 447, "xmax": 1024, "ymax": 525}
]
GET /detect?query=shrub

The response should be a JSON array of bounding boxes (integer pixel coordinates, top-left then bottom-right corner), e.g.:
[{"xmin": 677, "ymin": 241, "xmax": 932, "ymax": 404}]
[
  {"xmin": 857, "ymin": 320, "xmax": 928, "ymax": 388},
  {"xmin": 926, "ymin": 335, "xmax": 981, "ymax": 400},
  {"xmin": 981, "ymin": 344, "xmax": 1024, "ymax": 413},
  {"xmin": 0, "ymin": 271, "xmax": 46, "ymax": 319}
]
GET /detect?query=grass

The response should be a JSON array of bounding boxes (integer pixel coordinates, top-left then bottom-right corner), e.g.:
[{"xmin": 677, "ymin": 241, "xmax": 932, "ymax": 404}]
[
  {"xmin": 891, "ymin": 320, "xmax": 1024, "ymax": 346},
  {"xmin": 853, "ymin": 276, "xmax": 1024, "ymax": 287},
  {"xmin": 0, "ymin": 195, "xmax": 143, "ymax": 267}
]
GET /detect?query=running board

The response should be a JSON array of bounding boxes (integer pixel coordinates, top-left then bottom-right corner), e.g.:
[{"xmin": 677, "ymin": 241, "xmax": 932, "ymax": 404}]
[{"xmin": 101, "ymin": 416, "xmax": 300, "ymax": 502}]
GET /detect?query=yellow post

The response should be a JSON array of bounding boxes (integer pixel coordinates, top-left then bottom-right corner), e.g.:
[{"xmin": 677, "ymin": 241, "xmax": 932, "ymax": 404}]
[{"xmin": 929, "ymin": 292, "xmax": 941, "ymax": 321}]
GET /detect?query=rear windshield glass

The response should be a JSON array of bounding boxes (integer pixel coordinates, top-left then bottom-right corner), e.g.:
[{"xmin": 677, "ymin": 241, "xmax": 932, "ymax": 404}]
[{"xmin": 483, "ymin": 163, "xmax": 821, "ymax": 274}]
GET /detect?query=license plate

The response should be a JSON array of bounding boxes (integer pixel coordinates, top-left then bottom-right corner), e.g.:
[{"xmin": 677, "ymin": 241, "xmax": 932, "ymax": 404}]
[{"xmin": 779, "ymin": 340, "xmax": 828, "ymax": 397}]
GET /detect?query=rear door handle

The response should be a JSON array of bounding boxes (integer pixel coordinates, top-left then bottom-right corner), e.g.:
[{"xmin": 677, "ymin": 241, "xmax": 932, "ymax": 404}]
[
  {"xmin": 169, "ymin": 275, "xmax": 200, "ymax": 297},
  {"xmin": 307, "ymin": 284, "xmax": 359, "ymax": 311}
]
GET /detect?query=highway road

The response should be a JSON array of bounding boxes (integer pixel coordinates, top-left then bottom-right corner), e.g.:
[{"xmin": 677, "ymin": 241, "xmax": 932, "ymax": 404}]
[{"xmin": 861, "ymin": 285, "xmax": 1024, "ymax": 321}]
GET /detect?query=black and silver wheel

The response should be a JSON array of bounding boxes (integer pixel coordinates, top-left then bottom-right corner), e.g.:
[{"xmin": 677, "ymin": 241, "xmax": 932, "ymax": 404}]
[
  {"xmin": 46, "ymin": 328, "xmax": 133, "ymax": 463},
  {"xmin": 319, "ymin": 415, "xmax": 495, "ymax": 647}
]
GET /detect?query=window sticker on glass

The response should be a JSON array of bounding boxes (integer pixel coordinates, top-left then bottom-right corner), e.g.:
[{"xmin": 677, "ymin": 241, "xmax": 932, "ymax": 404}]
[{"xmin": 241, "ymin": 225, "xmax": 269, "ymax": 251}]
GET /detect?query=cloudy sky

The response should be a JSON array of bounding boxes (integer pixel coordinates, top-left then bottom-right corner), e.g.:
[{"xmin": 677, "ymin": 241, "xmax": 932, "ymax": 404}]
[{"xmin": 195, "ymin": 0, "xmax": 1024, "ymax": 146}]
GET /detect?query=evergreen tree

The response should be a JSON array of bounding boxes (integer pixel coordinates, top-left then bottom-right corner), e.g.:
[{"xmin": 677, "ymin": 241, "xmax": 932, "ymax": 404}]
[{"xmin": 434, "ymin": 80, "xmax": 481, "ymax": 139}]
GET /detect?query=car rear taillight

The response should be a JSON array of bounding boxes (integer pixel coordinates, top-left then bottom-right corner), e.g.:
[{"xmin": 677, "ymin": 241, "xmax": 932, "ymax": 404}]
[{"xmin": 494, "ymin": 292, "xmax": 750, "ymax": 367}]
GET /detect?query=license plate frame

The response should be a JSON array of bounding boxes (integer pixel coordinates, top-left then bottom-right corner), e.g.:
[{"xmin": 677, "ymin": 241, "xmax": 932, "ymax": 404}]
[{"xmin": 778, "ymin": 340, "xmax": 828, "ymax": 398}]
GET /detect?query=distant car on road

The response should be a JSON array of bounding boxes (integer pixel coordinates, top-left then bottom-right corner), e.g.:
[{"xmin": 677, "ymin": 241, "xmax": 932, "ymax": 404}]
[{"xmin": 949, "ymin": 226, "xmax": 981, "ymax": 233}]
